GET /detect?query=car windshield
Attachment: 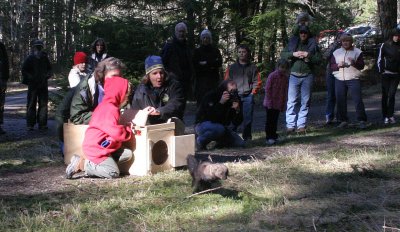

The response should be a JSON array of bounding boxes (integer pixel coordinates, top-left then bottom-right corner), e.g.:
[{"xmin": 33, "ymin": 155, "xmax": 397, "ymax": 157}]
[{"xmin": 345, "ymin": 26, "xmax": 371, "ymax": 35}]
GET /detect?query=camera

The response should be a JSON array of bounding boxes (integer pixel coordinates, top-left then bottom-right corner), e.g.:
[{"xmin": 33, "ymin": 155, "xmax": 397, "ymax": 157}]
[{"xmin": 228, "ymin": 89, "xmax": 240, "ymax": 103}]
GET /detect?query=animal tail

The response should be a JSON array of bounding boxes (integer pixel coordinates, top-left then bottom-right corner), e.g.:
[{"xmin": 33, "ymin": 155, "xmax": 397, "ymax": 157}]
[{"xmin": 186, "ymin": 154, "xmax": 198, "ymax": 175}]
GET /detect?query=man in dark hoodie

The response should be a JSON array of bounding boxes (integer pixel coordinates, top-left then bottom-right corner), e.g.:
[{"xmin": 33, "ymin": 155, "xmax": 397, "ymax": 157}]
[
  {"xmin": 161, "ymin": 22, "xmax": 193, "ymax": 103},
  {"xmin": 195, "ymin": 79, "xmax": 245, "ymax": 150},
  {"xmin": 21, "ymin": 39, "xmax": 52, "ymax": 131},
  {"xmin": 87, "ymin": 38, "xmax": 109, "ymax": 73},
  {"xmin": 377, "ymin": 28, "xmax": 400, "ymax": 125},
  {"xmin": 281, "ymin": 26, "xmax": 321, "ymax": 133},
  {"xmin": 0, "ymin": 39, "xmax": 9, "ymax": 134}
]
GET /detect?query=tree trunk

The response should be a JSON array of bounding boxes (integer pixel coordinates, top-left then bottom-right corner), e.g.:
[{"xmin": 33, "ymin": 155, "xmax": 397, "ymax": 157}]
[{"xmin": 377, "ymin": 0, "xmax": 397, "ymax": 40}]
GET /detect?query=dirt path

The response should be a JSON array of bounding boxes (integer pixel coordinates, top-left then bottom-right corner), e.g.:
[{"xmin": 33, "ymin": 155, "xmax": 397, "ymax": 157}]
[{"xmin": 0, "ymin": 81, "xmax": 399, "ymax": 196}]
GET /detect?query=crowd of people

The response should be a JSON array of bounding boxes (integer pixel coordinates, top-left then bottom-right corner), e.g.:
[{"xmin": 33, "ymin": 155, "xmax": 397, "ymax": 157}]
[{"xmin": 0, "ymin": 13, "xmax": 399, "ymax": 179}]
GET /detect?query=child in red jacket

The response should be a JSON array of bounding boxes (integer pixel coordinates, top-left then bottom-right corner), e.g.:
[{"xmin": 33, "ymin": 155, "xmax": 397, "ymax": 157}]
[
  {"xmin": 66, "ymin": 76, "xmax": 133, "ymax": 179},
  {"xmin": 263, "ymin": 59, "xmax": 290, "ymax": 145}
]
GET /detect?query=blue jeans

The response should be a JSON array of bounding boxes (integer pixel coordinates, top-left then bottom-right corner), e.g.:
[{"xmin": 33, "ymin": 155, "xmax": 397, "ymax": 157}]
[
  {"xmin": 241, "ymin": 94, "xmax": 254, "ymax": 140},
  {"xmin": 335, "ymin": 79, "xmax": 367, "ymax": 122},
  {"xmin": 286, "ymin": 74, "xmax": 313, "ymax": 129},
  {"xmin": 325, "ymin": 71, "xmax": 336, "ymax": 121},
  {"xmin": 195, "ymin": 121, "xmax": 245, "ymax": 148}
]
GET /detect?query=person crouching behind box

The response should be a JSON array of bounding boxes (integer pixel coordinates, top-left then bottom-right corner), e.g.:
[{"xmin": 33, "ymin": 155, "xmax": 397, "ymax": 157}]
[{"xmin": 66, "ymin": 76, "xmax": 133, "ymax": 179}]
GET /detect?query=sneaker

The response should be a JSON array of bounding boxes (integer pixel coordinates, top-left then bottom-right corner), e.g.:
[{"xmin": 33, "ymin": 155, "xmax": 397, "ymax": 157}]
[
  {"xmin": 266, "ymin": 139, "xmax": 276, "ymax": 145},
  {"xmin": 296, "ymin": 127, "xmax": 306, "ymax": 133},
  {"xmin": 358, "ymin": 121, "xmax": 367, "ymax": 129},
  {"xmin": 337, "ymin": 121, "xmax": 348, "ymax": 128},
  {"xmin": 325, "ymin": 116, "xmax": 333, "ymax": 125},
  {"xmin": 66, "ymin": 154, "xmax": 80, "ymax": 179},
  {"xmin": 384, "ymin": 117, "xmax": 389, "ymax": 125},
  {"xmin": 389, "ymin": 117, "xmax": 396, "ymax": 124}
]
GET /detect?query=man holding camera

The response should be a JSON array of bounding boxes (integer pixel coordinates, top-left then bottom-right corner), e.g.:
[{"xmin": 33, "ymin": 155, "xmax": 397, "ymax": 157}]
[
  {"xmin": 224, "ymin": 44, "xmax": 262, "ymax": 141},
  {"xmin": 194, "ymin": 80, "xmax": 245, "ymax": 150}
]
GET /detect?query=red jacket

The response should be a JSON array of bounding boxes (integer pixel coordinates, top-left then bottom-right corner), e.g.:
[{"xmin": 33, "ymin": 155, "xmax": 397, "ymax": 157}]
[
  {"xmin": 83, "ymin": 76, "xmax": 132, "ymax": 164},
  {"xmin": 263, "ymin": 69, "xmax": 289, "ymax": 112}
]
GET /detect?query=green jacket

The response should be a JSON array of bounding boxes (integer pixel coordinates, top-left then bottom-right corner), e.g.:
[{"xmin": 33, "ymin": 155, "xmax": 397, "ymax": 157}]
[
  {"xmin": 69, "ymin": 73, "xmax": 99, "ymax": 124},
  {"xmin": 281, "ymin": 40, "xmax": 321, "ymax": 76}
]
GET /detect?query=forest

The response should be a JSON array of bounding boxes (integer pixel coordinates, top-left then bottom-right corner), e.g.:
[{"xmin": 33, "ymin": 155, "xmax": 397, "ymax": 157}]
[{"xmin": 0, "ymin": 0, "xmax": 398, "ymax": 82}]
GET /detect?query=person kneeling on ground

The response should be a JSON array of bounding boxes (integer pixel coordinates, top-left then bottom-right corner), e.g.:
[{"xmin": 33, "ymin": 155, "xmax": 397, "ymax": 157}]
[
  {"xmin": 195, "ymin": 79, "xmax": 245, "ymax": 150},
  {"xmin": 66, "ymin": 76, "xmax": 133, "ymax": 179}
]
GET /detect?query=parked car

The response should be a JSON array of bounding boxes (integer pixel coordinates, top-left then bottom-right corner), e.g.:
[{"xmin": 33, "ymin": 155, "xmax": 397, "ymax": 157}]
[
  {"xmin": 344, "ymin": 25, "xmax": 371, "ymax": 39},
  {"xmin": 354, "ymin": 28, "xmax": 383, "ymax": 52}
]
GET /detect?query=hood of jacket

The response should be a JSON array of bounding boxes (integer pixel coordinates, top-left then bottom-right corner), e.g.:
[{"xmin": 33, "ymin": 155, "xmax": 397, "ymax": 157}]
[{"xmin": 103, "ymin": 76, "xmax": 128, "ymax": 106}]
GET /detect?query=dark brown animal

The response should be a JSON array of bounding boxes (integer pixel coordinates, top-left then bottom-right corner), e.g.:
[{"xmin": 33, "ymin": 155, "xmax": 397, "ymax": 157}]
[{"xmin": 187, "ymin": 154, "xmax": 229, "ymax": 193}]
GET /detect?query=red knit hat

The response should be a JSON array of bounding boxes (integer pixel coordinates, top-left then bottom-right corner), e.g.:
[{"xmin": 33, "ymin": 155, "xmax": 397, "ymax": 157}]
[{"xmin": 73, "ymin": 52, "xmax": 87, "ymax": 65}]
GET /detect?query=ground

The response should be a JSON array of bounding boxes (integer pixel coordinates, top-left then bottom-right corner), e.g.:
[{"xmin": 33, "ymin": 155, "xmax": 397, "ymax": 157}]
[{"xmin": 1, "ymin": 80, "xmax": 400, "ymax": 231}]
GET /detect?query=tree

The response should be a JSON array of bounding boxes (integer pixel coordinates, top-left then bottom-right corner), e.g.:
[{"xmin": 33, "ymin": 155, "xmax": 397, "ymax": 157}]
[{"xmin": 377, "ymin": 0, "xmax": 397, "ymax": 40}]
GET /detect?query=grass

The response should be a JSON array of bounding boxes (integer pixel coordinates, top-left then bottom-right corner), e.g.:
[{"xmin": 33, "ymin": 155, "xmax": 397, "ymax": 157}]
[{"xmin": 1, "ymin": 125, "xmax": 400, "ymax": 231}]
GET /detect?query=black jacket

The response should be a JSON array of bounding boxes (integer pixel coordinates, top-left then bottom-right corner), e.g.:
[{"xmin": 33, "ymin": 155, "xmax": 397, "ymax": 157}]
[
  {"xmin": 0, "ymin": 42, "xmax": 9, "ymax": 83},
  {"xmin": 21, "ymin": 51, "xmax": 52, "ymax": 87},
  {"xmin": 195, "ymin": 88, "xmax": 243, "ymax": 126},
  {"xmin": 377, "ymin": 41, "xmax": 400, "ymax": 73},
  {"xmin": 193, "ymin": 44, "xmax": 222, "ymax": 81},
  {"xmin": 131, "ymin": 77, "xmax": 186, "ymax": 124},
  {"xmin": 161, "ymin": 37, "xmax": 193, "ymax": 85}
]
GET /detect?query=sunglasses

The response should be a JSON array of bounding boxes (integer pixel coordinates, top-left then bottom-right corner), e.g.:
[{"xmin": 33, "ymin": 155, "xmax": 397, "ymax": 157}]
[{"xmin": 96, "ymin": 44, "xmax": 104, "ymax": 47}]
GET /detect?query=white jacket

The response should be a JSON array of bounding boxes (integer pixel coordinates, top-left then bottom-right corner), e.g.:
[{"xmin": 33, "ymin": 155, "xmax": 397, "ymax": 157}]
[{"xmin": 332, "ymin": 47, "xmax": 363, "ymax": 81}]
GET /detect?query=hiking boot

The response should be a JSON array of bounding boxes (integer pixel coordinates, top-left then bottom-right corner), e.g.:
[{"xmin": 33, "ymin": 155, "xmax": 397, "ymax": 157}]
[
  {"xmin": 337, "ymin": 121, "xmax": 348, "ymax": 128},
  {"xmin": 66, "ymin": 154, "xmax": 80, "ymax": 179},
  {"xmin": 296, "ymin": 127, "xmax": 306, "ymax": 133},
  {"xmin": 384, "ymin": 117, "xmax": 389, "ymax": 125},
  {"xmin": 358, "ymin": 121, "xmax": 367, "ymax": 129},
  {"xmin": 389, "ymin": 117, "xmax": 396, "ymax": 124}
]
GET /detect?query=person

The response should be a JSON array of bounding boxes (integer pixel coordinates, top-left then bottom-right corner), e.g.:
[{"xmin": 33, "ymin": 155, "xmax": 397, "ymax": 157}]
[
  {"xmin": 55, "ymin": 51, "xmax": 88, "ymax": 154},
  {"xmin": 66, "ymin": 76, "xmax": 133, "ymax": 179},
  {"xmin": 192, "ymin": 29, "xmax": 223, "ymax": 106},
  {"xmin": 21, "ymin": 39, "xmax": 52, "ymax": 131},
  {"xmin": 281, "ymin": 25, "xmax": 321, "ymax": 133},
  {"xmin": 70, "ymin": 57, "xmax": 125, "ymax": 125},
  {"xmin": 195, "ymin": 79, "xmax": 244, "ymax": 150},
  {"xmin": 377, "ymin": 28, "xmax": 400, "ymax": 125},
  {"xmin": 224, "ymin": 44, "xmax": 261, "ymax": 141},
  {"xmin": 263, "ymin": 59, "xmax": 290, "ymax": 145},
  {"xmin": 68, "ymin": 51, "xmax": 88, "ymax": 88},
  {"xmin": 331, "ymin": 33, "xmax": 367, "ymax": 129},
  {"xmin": 0, "ymin": 39, "xmax": 9, "ymax": 134},
  {"xmin": 288, "ymin": 12, "xmax": 318, "ymax": 58},
  {"xmin": 131, "ymin": 55, "xmax": 186, "ymax": 125},
  {"xmin": 323, "ymin": 32, "xmax": 343, "ymax": 124},
  {"xmin": 161, "ymin": 22, "xmax": 193, "ymax": 102},
  {"xmin": 87, "ymin": 38, "xmax": 109, "ymax": 73}
]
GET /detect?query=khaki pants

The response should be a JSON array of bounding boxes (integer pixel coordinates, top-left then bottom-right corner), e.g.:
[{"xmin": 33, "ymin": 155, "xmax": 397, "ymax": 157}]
[{"xmin": 85, "ymin": 148, "xmax": 133, "ymax": 179}]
